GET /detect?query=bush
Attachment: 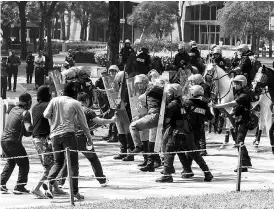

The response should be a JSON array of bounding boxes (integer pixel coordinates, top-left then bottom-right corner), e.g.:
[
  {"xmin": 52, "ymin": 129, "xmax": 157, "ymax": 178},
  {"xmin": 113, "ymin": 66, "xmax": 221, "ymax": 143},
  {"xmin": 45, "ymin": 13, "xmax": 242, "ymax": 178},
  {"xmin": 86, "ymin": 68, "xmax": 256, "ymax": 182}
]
[
  {"xmin": 94, "ymin": 50, "xmax": 107, "ymax": 65},
  {"xmin": 74, "ymin": 51, "xmax": 95, "ymax": 63}
]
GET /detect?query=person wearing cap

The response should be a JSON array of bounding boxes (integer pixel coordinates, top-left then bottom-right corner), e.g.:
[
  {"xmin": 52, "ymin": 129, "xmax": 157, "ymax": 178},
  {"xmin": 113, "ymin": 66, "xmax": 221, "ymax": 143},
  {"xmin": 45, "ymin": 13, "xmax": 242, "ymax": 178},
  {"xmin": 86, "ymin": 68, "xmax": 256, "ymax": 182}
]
[
  {"xmin": 135, "ymin": 47, "xmax": 151, "ymax": 75},
  {"xmin": 26, "ymin": 51, "xmax": 35, "ymax": 84},
  {"xmin": 211, "ymin": 47, "xmax": 229, "ymax": 72},
  {"xmin": 212, "ymin": 75, "xmax": 252, "ymax": 172},
  {"xmin": 31, "ymin": 86, "xmax": 67, "ymax": 198},
  {"xmin": 34, "ymin": 49, "xmax": 46, "ymax": 89},
  {"xmin": 156, "ymin": 84, "xmax": 213, "ymax": 183},
  {"xmin": 230, "ymin": 44, "xmax": 253, "ymax": 85},
  {"xmin": 1, "ymin": 57, "xmax": 8, "ymax": 99},
  {"xmin": 43, "ymin": 82, "xmax": 93, "ymax": 200},
  {"xmin": 189, "ymin": 40, "xmax": 201, "ymax": 67},
  {"xmin": 119, "ymin": 39, "xmax": 134, "ymax": 66},
  {"xmin": 7, "ymin": 50, "xmax": 21, "ymax": 92},
  {"xmin": 65, "ymin": 49, "xmax": 75, "ymax": 68},
  {"xmin": 0, "ymin": 93, "xmax": 33, "ymax": 194},
  {"xmin": 173, "ymin": 43, "xmax": 191, "ymax": 71}
]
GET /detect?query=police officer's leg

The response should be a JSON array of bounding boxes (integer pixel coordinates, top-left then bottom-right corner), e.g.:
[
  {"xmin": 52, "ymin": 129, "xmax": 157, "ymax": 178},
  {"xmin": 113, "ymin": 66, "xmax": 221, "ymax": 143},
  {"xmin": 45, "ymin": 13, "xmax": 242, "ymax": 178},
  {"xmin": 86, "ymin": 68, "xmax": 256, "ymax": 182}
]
[
  {"xmin": 13, "ymin": 68, "xmax": 18, "ymax": 91},
  {"xmin": 269, "ymin": 120, "xmax": 274, "ymax": 154},
  {"xmin": 186, "ymin": 131, "xmax": 201, "ymax": 168},
  {"xmin": 235, "ymin": 123, "xmax": 251, "ymax": 169},
  {"xmin": 7, "ymin": 69, "xmax": 12, "ymax": 90},
  {"xmin": 155, "ymin": 135, "xmax": 175, "ymax": 183},
  {"xmin": 176, "ymin": 134, "xmax": 194, "ymax": 178},
  {"xmin": 122, "ymin": 133, "xmax": 135, "ymax": 161},
  {"xmin": 185, "ymin": 133, "xmax": 213, "ymax": 182},
  {"xmin": 129, "ymin": 113, "xmax": 159, "ymax": 153},
  {"xmin": 149, "ymin": 128, "xmax": 162, "ymax": 168},
  {"xmin": 200, "ymin": 128, "xmax": 207, "ymax": 156}
]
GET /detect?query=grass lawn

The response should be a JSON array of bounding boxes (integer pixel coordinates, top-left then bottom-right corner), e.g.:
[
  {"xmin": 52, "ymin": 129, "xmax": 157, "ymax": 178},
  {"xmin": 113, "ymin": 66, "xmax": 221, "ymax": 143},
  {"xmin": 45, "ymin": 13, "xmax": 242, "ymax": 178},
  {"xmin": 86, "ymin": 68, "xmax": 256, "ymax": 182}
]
[{"xmin": 10, "ymin": 189, "xmax": 274, "ymax": 209}]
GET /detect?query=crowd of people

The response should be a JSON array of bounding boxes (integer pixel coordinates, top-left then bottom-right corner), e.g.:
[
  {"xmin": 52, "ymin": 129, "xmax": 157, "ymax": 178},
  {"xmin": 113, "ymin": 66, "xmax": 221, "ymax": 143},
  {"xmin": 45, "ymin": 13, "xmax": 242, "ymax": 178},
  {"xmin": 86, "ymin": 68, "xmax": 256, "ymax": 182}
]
[{"xmin": 1, "ymin": 39, "xmax": 273, "ymax": 202}]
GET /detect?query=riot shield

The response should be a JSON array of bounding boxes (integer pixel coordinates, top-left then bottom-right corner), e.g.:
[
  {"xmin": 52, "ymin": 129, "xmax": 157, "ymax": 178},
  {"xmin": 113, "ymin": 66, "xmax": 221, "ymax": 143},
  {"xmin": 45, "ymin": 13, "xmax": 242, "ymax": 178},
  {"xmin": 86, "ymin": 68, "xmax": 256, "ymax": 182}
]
[
  {"xmin": 102, "ymin": 75, "xmax": 120, "ymax": 109},
  {"xmin": 154, "ymin": 83, "xmax": 169, "ymax": 152},
  {"xmin": 49, "ymin": 69, "xmax": 65, "ymax": 96},
  {"xmin": 126, "ymin": 77, "xmax": 148, "ymax": 118},
  {"xmin": 102, "ymin": 75, "xmax": 130, "ymax": 134},
  {"xmin": 127, "ymin": 76, "xmax": 149, "ymax": 141}
]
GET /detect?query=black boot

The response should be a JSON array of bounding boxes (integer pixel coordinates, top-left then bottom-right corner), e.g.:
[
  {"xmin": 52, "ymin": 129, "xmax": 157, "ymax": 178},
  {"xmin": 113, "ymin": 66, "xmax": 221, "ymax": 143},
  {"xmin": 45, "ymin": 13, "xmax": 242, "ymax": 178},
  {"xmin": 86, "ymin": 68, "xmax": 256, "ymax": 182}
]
[
  {"xmin": 225, "ymin": 130, "xmax": 230, "ymax": 143},
  {"xmin": 200, "ymin": 131, "xmax": 207, "ymax": 156},
  {"xmin": 155, "ymin": 175, "xmax": 173, "ymax": 183},
  {"xmin": 138, "ymin": 141, "xmax": 149, "ymax": 166},
  {"xmin": 113, "ymin": 134, "xmax": 127, "ymax": 160},
  {"xmin": 140, "ymin": 142, "xmax": 156, "ymax": 172},
  {"xmin": 253, "ymin": 129, "xmax": 262, "ymax": 147},
  {"xmin": 204, "ymin": 171, "xmax": 214, "ymax": 182},
  {"xmin": 154, "ymin": 154, "xmax": 162, "ymax": 169},
  {"xmin": 123, "ymin": 134, "xmax": 135, "ymax": 161}
]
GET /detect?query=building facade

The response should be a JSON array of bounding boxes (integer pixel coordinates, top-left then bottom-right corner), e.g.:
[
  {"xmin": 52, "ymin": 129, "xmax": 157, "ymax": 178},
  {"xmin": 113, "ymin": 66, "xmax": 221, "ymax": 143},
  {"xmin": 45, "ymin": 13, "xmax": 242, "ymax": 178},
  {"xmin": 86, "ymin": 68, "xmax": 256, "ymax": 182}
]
[{"xmin": 181, "ymin": 1, "xmax": 252, "ymax": 46}]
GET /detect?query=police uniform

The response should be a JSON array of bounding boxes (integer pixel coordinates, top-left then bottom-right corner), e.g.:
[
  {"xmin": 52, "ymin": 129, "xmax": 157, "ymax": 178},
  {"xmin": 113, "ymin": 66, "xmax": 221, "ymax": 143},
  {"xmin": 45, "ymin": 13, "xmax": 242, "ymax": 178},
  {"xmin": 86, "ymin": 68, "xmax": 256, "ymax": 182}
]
[
  {"xmin": 65, "ymin": 55, "xmax": 76, "ymax": 67},
  {"xmin": 135, "ymin": 51, "xmax": 151, "ymax": 75},
  {"xmin": 189, "ymin": 47, "xmax": 201, "ymax": 66},
  {"xmin": 233, "ymin": 86, "xmax": 252, "ymax": 167},
  {"xmin": 173, "ymin": 52, "xmax": 190, "ymax": 71},
  {"xmin": 119, "ymin": 46, "xmax": 134, "ymax": 65},
  {"xmin": 26, "ymin": 53, "xmax": 35, "ymax": 84},
  {"xmin": 213, "ymin": 57, "xmax": 227, "ymax": 71},
  {"xmin": 233, "ymin": 50, "xmax": 253, "ymax": 85},
  {"xmin": 156, "ymin": 98, "xmax": 213, "ymax": 182},
  {"xmin": 1, "ymin": 59, "xmax": 8, "ymax": 99}
]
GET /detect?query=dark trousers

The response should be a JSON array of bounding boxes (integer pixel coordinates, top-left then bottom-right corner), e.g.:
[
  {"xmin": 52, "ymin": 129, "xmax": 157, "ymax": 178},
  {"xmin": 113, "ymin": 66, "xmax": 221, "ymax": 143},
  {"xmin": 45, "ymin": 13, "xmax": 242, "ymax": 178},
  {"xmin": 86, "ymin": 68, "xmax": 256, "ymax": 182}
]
[
  {"xmin": 163, "ymin": 133, "xmax": 209, "ymax": 174},
  {"xmin": 48, "ymin": 132, "xmax": 79, "ymax": 195},
  {"xmin": 1, "ymin": 76, "xmax": 7, "ymax": 99},
  {"xmin": 8, "ymin": 67, "xmax": 18, "ymax": 90},
  {"xmin": 0, "ymin": 141, "xmax": 30, "ymax": 188},
  {"xmin": 269, "ymin": 121, "xmax": 274, "ymax": 151},
  {"xmin": 35, "ymin": 67, "xmax": 44, "ymax": 87},
  {"xmin": 26, "ymin": 70, "xmax": 33, "ymax": 84},
  {"xmin": 57, "ymin": 134, "xmax": 106, "ymax": 185},
  {"xmin": 235, "ymin": 123, "xmax": 251, "ymax": 166}
]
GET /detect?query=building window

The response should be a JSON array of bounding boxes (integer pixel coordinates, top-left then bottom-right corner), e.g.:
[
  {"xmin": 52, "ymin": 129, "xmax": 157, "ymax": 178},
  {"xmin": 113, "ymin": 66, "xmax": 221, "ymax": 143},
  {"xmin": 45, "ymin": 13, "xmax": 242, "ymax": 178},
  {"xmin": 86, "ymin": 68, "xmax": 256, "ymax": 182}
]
[
  {"xmin": 201, "ymin": 5, "xmax": 210, "ymax": 20},
  {"xmin": 211, "ymin": 6, "xmax": 217, "ymax": 20}
]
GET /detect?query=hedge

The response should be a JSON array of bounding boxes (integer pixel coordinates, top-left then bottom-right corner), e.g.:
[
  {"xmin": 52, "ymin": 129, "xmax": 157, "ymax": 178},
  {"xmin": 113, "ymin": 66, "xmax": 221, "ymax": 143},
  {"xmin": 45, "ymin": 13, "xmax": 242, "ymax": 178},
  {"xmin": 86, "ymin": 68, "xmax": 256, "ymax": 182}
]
[{"xmin": 74, "ymin": 51, "xmax": 96, "ymax": 63}]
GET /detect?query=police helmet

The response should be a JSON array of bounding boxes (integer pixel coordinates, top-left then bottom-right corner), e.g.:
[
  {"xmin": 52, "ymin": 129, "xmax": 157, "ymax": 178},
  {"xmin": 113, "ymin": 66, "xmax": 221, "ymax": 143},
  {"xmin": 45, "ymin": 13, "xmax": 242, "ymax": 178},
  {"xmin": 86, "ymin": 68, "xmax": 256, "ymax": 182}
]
[
  {"xmin": 166, "ymin": 83, "xmax": 183, "ymax": 98},
  {"xmin": 189, "ymin": 85, "xmax": 204, "ymax": 97},
  {"xmin": 125, "ymin": 39, "xmax": 131, "ymax": 44},
  {"xmin": 190, "ymin": 40, "xmax": 197, "ymax": 48},
  {"xmin": 237, "ymin": 44, "xmax": 249, "ymax": 52},
  {"xmin": 210, "ymin": 44, "xmax": 217, "ymax": 51},
  {"xmin": 232, "ymin": 75, "xmax": 247, "ymax": 87},
  {"xmin": 188, "ymin": 74, "xmax": 205, "ymax": 85},
  {"xmin": 147, "ymin": 69, "xmax": 160, "ymax": 81},
  {"xmin": 108, "ymin": 65, "xmax": 119, "ymax": 72},
  {"xmin": 134, "ymin": 74, "xmax": 149, "ymax": 85},
  {"xmin": 213, "ymin": 47, "xmax": 222, "ymax": 55}
]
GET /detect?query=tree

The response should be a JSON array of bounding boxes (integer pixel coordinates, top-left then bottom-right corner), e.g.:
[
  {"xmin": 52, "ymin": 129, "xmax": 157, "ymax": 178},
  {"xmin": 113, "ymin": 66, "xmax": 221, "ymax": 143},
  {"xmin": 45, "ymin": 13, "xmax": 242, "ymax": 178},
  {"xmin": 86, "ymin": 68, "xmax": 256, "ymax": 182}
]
[
  {"xmin": 218, "ymin": 1, "xmax": 274, "ymax": 54},
  {"xmin": 1, "ymin": 1, "xmax": 19, "ymax": 50},
  {"xmin": 127, "ymin": 1, "xmax": 176, "ymax": 40},
  {"xmin": 39, "ymin": 1, "xmax": 58, "ymax": 68},
  {"xmin": 108, "ymin": 1, "xmax": 120, "ymax": 65},
  {"xmin": 70, "ymin": 1, "xmax": 108, "ymax": 41},
  {"xmin": 17, "ymin": 1, "xmax": 27, "ymax": 60}
]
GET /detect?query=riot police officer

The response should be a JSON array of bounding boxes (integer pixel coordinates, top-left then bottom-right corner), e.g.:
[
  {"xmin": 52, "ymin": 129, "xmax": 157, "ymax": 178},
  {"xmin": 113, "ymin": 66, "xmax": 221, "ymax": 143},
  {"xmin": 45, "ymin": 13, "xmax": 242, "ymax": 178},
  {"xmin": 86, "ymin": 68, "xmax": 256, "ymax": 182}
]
[
  {"xmin": 230, "ymin": 44, "xmax": 253, "ymax": 85},
  {"xmin": 189, "ymin": 41, "xmax": 201, "ymax": 66},
  {"xmin": 26, "ymin": 51, "xmax": 35, "ymax": 84},
  {"xmin": 206, "ymin": 44, "xmax": 217, "ymax": 63},
  {"xmin": 173, "ymin": 43, "xmax": 191, "ymax": 71},
  {"xmin": 119, "ymin": 39, "xmax": 134, "ymax": 66},
  {"xmin": 156, "ymin": 84, "xmax": 213, "ymax": 182},
  {"xmin": 212, "ymin": 47, "xmax": 227, "ymax": 71},
  {"xmin": 213, "ymin": 75, "xmax": 252, "ymax": 172},
  {"xmin": 135, "ymin": 47, "xmax": 151, "ymax": 75}
]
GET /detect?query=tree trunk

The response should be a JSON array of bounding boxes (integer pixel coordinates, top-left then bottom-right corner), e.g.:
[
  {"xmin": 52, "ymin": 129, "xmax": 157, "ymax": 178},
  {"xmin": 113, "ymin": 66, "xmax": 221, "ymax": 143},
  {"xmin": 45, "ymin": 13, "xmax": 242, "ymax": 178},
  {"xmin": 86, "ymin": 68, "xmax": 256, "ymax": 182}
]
[
  {"xmin": 66, "ymin": 10, "xmax": 71, "ymax": 40},
  {"xmin": 47, "ymin": 20, "xmax": 53, "ymax": 69},
  {"xmin": 60, "ymin": 13, "xmax": 66, "ymax": 40},
  {"xmin": 54, "ymin": 16, "xmax": 59, "ymax": 39},
  {"xmin": 251, "ymin": 33, "xmax": 256, "ymax": 53},
  {"xmin": 39, "ymin": 13, "xmax": 46, "ymax": 50},
  {"xmin": 18, "ymin": 1, "xmax": 27, "ymax": 60},
  {"xmin": 108, "ymin": 2, "xmax": 120, "ymax": 65},
  {"xmin": 268, "ymin": 38, "xmax": 272, "ymax": 58},
  {"xmin": 255, "ymin": 36, "xmax": 260, "ymax": 56},
  {"xmin": 80, "ymin": 25, "xmax": 84, "ymax": 40},
  {"xmin": 177, "ymin": 17, "xmax": 182, "ymax": 41}
]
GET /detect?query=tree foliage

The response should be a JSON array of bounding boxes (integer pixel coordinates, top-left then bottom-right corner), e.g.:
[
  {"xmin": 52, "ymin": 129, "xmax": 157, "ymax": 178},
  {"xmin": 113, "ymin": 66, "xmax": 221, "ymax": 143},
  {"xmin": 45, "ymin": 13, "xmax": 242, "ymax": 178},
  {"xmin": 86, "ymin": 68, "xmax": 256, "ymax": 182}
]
[
  {"xmin": 217, "ymin": 1, "xmax": 274, "ymax": 52},
  {"xmin": 127, "ymin": 1, "xmax": 177, "ymax": 40},
  {"xmin": 69, "ymin": 1, "xmax": 108, "ymax": 40}
]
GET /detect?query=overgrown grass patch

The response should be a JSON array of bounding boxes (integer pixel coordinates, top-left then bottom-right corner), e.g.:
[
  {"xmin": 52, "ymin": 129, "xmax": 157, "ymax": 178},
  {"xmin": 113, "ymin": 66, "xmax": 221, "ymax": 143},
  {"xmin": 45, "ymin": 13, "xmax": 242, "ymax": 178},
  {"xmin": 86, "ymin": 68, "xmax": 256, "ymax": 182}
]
[{"xmin": 11, "ymin": 189, "xmax": 274, "ymax": 209}]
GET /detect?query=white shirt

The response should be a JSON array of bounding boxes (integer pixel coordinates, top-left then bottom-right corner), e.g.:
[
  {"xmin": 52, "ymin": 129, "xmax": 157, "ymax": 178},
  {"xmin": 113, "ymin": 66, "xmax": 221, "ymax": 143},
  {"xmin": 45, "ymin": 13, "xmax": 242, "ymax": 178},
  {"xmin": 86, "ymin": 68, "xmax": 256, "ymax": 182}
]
[{"xmin": 34, "ymin": 55, "xmax": 45, "ymax": 68}]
